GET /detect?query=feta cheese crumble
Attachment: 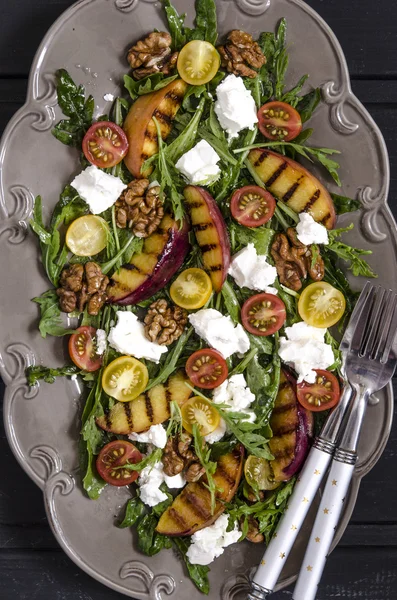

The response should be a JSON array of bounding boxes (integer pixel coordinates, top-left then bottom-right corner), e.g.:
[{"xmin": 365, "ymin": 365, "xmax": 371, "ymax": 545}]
[
  {"xmin": 138, "ymin": 459, "xmax": 185, "ymax": 507},
  {"xmin": 103, "ymin": 93, "xmax": 115, "ymax": 102},
  {"xmin": 129, "ymin": 424, "xmax": 167, "ymax": 449},
  {"xmin": 71, "ymin": 166, "xmax": 126, "ymax": 214},
  {"xmin": 188, "ymin": 309, "xmax": 250, "ymax": 359},
  {"xmin": 108, "ymin": 311, "xmax": 168, "ymax": 363},
  {"xmin": 214, "ymin": 74, "xmax": 258, "ymax": 140},
  {"xmin": 278, "ymin": 321, "xmax": 335, "ymax": 383},
  {"xmin": 204, "ymin": 418, "xmax": 227, "ymax": 444},
  {"xmin": 229, "ymin": 243, "xmax": 278, "ymax": 293},
  {"xmin": 296, "ymin": 213, "xmax": 329, "ymax": 245},
  {"xmin": 212, "ymin": 374, "xmax": 256, "ymax": 422},
  {"xmin": 95, "ymin": 329, "xmax": 107, "ymax": 355},
  {"xmin": 186, "ymin": 514, "xmax": 241, "ymax": 565},
  {"xmin": 175, "ymin": 140, "xmax": 221, "ymax": 185}
]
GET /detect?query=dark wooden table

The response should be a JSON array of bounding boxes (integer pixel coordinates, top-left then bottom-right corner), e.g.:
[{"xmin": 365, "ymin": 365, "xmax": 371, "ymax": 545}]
[{"xmin": 0, "ymin": 1, "xmax": 396, "ymax": 598}]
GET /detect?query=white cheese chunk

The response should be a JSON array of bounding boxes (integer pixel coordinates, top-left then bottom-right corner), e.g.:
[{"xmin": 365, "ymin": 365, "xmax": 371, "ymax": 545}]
[
  {"xmin": 71, "ymin": 166, "xmax": 126, "ymax": 214},
  {"xmin": 175, "ymin": 140, "xmax": 221, "ymax": 185},
  {"xmin": 296, "ymin": 213, "xmax": 329, "ymax": 245},
  {"xmin": 188, "ymin": 308, "xmax": 250, "ymax": 359},
  {"xmin": 129, "ymin": 424, "xmax": 167, "ymax": 449},
  {"xmin": 278, "ymin": 321, "xmax": 335, "ymax": 383},
  {"xmin": 228, "ymin": 243, "xmax": 278, "ymax": 292},
  {"xmin": 95, "ymin": 329, "xmax": 107, "ymax": 355},
  {"xmin": 103, "ymin": 93, "xmax": 115, "ymax": 102},
  {"xmin": 186, "ymin": 514, "xmax": 241, "ymax": 565},
  {"xmin": 214, "ymin": 74, "xmax": 258, "ymax": 140},
  {"xmin": 138, "ymin": 459, "xmax": 186, "ymax": 507},
  {"xmin": 204, "ymin": 418, "xmax": 227, "ymax": 444},
  {"xmin": 108, "ymin": 311, "xmax": 168, "ymax": 363},
  {"xmin": 212, "ymin": 373, "xmax": 256, "ymax": 422}
]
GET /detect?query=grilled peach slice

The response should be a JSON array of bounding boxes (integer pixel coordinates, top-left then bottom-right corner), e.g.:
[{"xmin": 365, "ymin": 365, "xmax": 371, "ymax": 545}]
[
  {"xmin": 156, "ymin": 445, "xmax": 244, "ymax": 536},
  {"xmin": 107, "ymin": 214, "xmax": 190, "ymax": 305},
  {"xmin": 183, "ymin": 186, "xmax": 231, "ymax": 292},
  {"xmin": 269, "ymin": 370, "xmax": 313, "ymax": 482},
  {"xmin": 248, "ymin": 149, "xmax": 336, "ymax": 229},
  {"xmin": 96, "ymin": 371, "xmax": 192, "ymax": 434},
  {"xmin": 123, "ymin": 79, "xmax": 187, "ymax": 178}
]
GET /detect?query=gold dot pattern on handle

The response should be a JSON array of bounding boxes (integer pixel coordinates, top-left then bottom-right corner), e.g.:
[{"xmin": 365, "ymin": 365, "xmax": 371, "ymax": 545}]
[
  {"xmin": 307, "ymin": 565, "xmax": 313, "ymax": 572},
  {"xmin": 261, "ymin": 559, "xmax": 266, "ymax": 566},
  {"xmin": 280, "ymin": 552, "xmax": 286, "ymax": 559},
  {"xmin": 291, "ymin": 525, "xmax": 297, "ymax": 531},
  {"xmin": 323, "ymin": 508, "xmax": 329, "ymax": 514},
  {"xmin": 332, "ymin": 479, "xmax": 337, "ymax": 486},
  {"xmin": 302, "ymin": 497, "xmax": 309, "ymax": 503},
  {"xmin": 315, "ymin": 537, "xmax": 320, "ymax": 543},
  {"xmin": 314, "ymin": 469, "xmax": 321, "ymax": 475}
]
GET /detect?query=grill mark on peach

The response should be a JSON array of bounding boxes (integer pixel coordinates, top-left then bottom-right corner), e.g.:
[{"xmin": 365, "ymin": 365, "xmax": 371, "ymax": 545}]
[
  {"xmin": 164, "ymin": 91, "xmax": 185, "ymax": 104},
  {"xmin": 271, "ymin": 446, "xmax": 295, "ymax": 460},
  {"xmin": 254, "ymin": 151, "xmax": 269, "ymax": 167},
  {"xmin": 193, "ymin": 222, "xmax": 214, "ymax": 232},
  {"xmin": 153, "ymin": 109, "xmax": 173, "ymax": 126},
  {"xmin": 208, "ymin": 264, "xmax": 222, "ymax": 272},
  {"xmin": 165, "ymin": 384, "xmax": 172, "ymax": 412},
  {"xmin": 266, "ymin": 162, "xmax": 288, "ymax": 186},
  {"xmin": 272, "ymin": 424, "xmax": 297, "ymax": 436},
  {"xmin": 144, "ymin": 129, "xmax": 158, "ymax": 142},
  {"xmin": 186, "ymin": 200, "xmax": 204, "ymax": 210},
  {"xmin": 271, "ymin": 402, "xmax": 297, "ymax": 415},
  {"xmin": 104, "ymin": 408, "xmax": 112, "ymax": 430},
  {"xmin": 200, "ymin": 243, "xmax": 219, "ymax": 253},
  {"xmin": 141, "ymin": 152, "xmax": 150, "ymax": 162},
  {"xmin": 283, "ymin": 178, "xmax": 302, "ymax": 202},
  {"xmin": 216, "ymin": 463, "xmax": 235, "ymax": 488},
  {"xmin": 123, "ymin": 403, "xmax": 133, "ymax": 431},
  {"xmin": 144, "ymin": 392, "xmax": 154, "ymax": 423},
  {"xmin": 168, "ymin": 507, "xmax": 189, "ymax": 529},
  {"xmin": 184, "ymin": 490, "xmax": 212, "ymax": 521},
  {"xmin": 302, "ymin": 189, "xmax": 321, "ymax": 212},
  {"xmin": 123, "ymin": 263, "xmax": 142, "ymax": 272},
  {"xmin": 320, "ymin": 212, "xmax": 331, "ymax": 225}
]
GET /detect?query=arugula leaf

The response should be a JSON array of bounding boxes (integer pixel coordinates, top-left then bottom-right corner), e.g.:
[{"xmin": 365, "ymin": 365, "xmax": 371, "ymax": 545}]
[
  {"xmin": 124, "ymin": 73, "xmax": 179, "ymax": 100},
  {"xmin": 26, "ymin": 364, "xmax": 78, "ymax": 386},
  {"xmin": 247, "ymin": 351, "xmax": 281, "ymax": 422},
  {"xmin": 297, "ymin": 88, "xmax": 322, "ymax": 123},
  {"xmin": 326, "ymin": 224, "xmax": 377, "ymax": 277},
  {"xmin": 173, "ymin": 538, "xmax": 210, "ymax": 594},
  {"xmin": 52, "ymin": 69, "xmax": 94, "ymax": 147},
  {"xmin": 165, "ymin": 97, "xmax": 206, "ymax": 163},
  {"xmin": 282, "ymin": 74, "xmax": 309, "ymax": 107},
  {"xmin": 120, "ymin": 448, "xmax": 163, "ymax": 472},
  {"xmin": 219, "ymin": 409, "xmax": 273, "ymax": 460},
  {"xmin": 32, "ymin": 290, "xmax": 75, "ymax": 338},
  {"xmin": 81, "ymin": 443, "xmax": 107, "ymax": 500},
  {"xmin": 187, "ymin": 0, "xmax": 218, "ymax": 45},
  {"xmin": 100, "ymin": 235, "xmax": 143, "ymax": 275},
  {"xmin": 229, "ymin": 222, "xmax": 275, "ymax": 255},
  {"xmin": 163, "ymin": 0, "xmax": 187, "ymax": 50},
  {"xmin": 119, "ymin": 497, "xmax": 146, "ymax": 528},
  {"xmin": 137, "ymin": 514, "xmax": 172, "ymax": 556},
  {"xmin": 146, "ymin": 326, "xmax": 194, "ymax": 389},
  {"xmin": 331, "ymin": 192, "xmax": 361, "ymax": 215},
  {"xmin": 192, "ymin": 424, "xmax": 219, "ymax": 514},
  {"xmin": 273, "ymin": 19, "xmax": 288, "ymax": 99}
]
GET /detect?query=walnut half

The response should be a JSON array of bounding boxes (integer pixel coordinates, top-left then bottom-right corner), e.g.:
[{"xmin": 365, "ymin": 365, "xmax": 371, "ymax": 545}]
[
  {"xmin": 127, "ymin": 32, "xmax": 178, "ymax": 80},
  {"xmin": 218, "ymin": 30, "xmax": 266, "ymax": 78}
]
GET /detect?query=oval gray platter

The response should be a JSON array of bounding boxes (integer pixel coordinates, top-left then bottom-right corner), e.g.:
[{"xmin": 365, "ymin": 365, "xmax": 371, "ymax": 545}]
[{"xmin": 0, "ymin": 0, "xmax": 395, "ymax": 598}]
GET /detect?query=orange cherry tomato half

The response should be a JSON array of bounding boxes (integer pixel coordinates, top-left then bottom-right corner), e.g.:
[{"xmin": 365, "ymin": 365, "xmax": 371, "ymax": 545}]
[
  {"xmin": 241, "ymin": 293, "xmax": 286, "ymax": 336},
  {"xmin": 69, "ymin": 326, "xmax": 103, "ymax": 372},
  {"xmin": 297, "ymin": 370, "xmax": 341, "ymax": 412},
  {"xmin": 96, "ymin": 440, "xmax": 142, "ymax": 486},
  {"xmin": 82, "ymin": 121, "xmax": 129, "ymax": 168},
  {"xmin": 185, "ymin": 348, "xmax": 228, "ymax": 389},
  {"xmin": 258, "ymin": 101, "xmax": 302, "ymax": 142},
  {"xmin": 230, "ymin": 185, "xmax": 276, "ymax": 227}
]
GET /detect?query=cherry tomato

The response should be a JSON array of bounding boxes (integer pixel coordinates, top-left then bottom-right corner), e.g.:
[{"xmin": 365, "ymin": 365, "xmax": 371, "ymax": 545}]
[
  {"xmin": 69, "ymin": 326, "xmax": 103, "ymax": 372},
  {"xmin": 241, "ymin": 293, "xmax": 286, "ymax": 336},
  {"xmin": 298, "ymin": 282, "xmax": 346, "ymax": 328},
  {"xmin": 258, "ymin": 101, "xmax": 302, "ymax": 142},
  {"xmin": 297, "ymin": 369, "xmax": 340, "ymax": 412},
  {"xmin": 82, "ymin": 121, "xmax": 129, "ymax": 168},
  {"xmin": 96, "ymin": 440, "xmax": 142, "ymax": 486},
  {"xmin": 185, "ymin": 348, "xmax": 228, "ymax": 389},
  {"xmin": 177, "ymin": 40, "xmax": 221, "ymax": 85},
  {"xmin": 170, "ymin": 268, "xmax": 213, "ymax": 310},
  {"xmin": 230, "ymin": 185, "xmax": 276, "ymax": 227},
  {"xmin": 244, "ymin": 455, "xmax": 280, "ymax": 491},
  {"xmin": 66, "ymin": 215, "xmax": 109, "ymax": 257},
  {"xmin": 181, "ymin": 396, "xmax": 220, "ymax": 436},
  {"xmin": 102, "ymin": 356, "xmax": 148, "ymax": 402}
]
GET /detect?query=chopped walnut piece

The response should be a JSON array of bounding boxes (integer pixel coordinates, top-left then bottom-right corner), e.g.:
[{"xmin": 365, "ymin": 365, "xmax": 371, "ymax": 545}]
[
  {"xmin": 115, "ymin": 179, "xmax": 164, "ymax": 238},
  {"xmin": 162, "ymin": 437, "xmax": 185, "ymax": 477},
  {"xmin": 57, "ymin": 262, "xmax": 109, "ymax": 315},
  {"xmin": 162, "ymin": 433, "xmax": 204, "ymax": 481},
  {"xmin": 271, "ymin": 226, "xmax": 325, "ymax": 291},
  {"xmin": 185, "ymin": 462, "xmax": 206, "ymax": 483},
  {"xmin": 218, "ymin": 30, "xmax": 266, "ymax": 78},
  {"xmin": 127, "ymin": 31, "xmax": 178, "ymax": 80},
  {"xmin": 245, "ymin": 517, "xmax": 265, "ymax": 544},
  {"xmin": 144, "ymin": 299, "xmax": 188, "ymax": 346}
]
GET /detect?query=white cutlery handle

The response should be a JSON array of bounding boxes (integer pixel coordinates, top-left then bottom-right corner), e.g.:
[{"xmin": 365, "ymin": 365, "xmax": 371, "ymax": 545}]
[
  {"xmin": 292, "ymin": 456, "xmax": 355, "ymax": 600},
  {"xmin": 252, "ymin": 445, "xmax": 332, "ymax": 594}
]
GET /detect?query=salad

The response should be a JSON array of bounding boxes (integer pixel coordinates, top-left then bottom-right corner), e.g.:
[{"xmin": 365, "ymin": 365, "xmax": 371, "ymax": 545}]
[{"xmin": 26, "ymin": 0, "xmax": 376, "ymax": 593}]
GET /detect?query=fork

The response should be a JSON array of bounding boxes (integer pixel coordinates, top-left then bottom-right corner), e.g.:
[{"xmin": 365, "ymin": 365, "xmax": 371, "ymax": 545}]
[
  {"xmin": 292, "ymin": 284, "xmax": 397, "ymax": 600},
  {"xmin": 247, "ymin": 284, "xmax": 371, "ymax": 600}
]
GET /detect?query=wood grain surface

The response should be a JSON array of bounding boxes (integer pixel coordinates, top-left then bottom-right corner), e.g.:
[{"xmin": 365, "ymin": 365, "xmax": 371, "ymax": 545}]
[{"xmin": 0, "ymin": 1, "xmax": 396, "ymax": 598}]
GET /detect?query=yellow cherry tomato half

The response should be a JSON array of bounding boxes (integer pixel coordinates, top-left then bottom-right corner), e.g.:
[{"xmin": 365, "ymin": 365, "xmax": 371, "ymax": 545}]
[
  {"xmin": 181, "ymin": 396, "xmax": 220, "ymax": 436},
  {"xmin": 244, "ymin": 455, "xmax": 280, "ymax": 491},
  {"xmin": 102, "ymin": 356, "xmax": 148, "ymax": 402},
  {"xmin": 170, "ymin": 268, "xmax": 213, "ymax": 310},
  {"xmin": 66, "ymin": 215, "xmax": 109, "ymax": 257},
  {"xmin": 177, "ymin": 40, "xmax": 221, "ymax": 85},
  {"xmin": 298, "ymin": 282, "xmax": 346, "ymax": 328}
]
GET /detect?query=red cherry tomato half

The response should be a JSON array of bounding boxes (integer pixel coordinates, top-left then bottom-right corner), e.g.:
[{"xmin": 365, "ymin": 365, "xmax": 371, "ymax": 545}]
[
  {"xmin": 258, "ymin": 101, "xmax": 302, "ymax": 142},
  {"xmin": 68, "ymin": 326, "xmax": 103, "ymax": 372},
  {"xmin": 96, "ymin": 440, "xmax": 142, "ymax": 486},
  {"xmin": 185, "ymin": 348, "xmax": 228, "ymax": 389},
  {"xmin": 241, "ymin": 293, "xmax": 286, "ymax": 337},
  {"xmin": 230, "ymin": 185, "xmax": 276, "ymax": 227},
  {"xmin": 297, "ymin": 370, "xmax": 341, "ymax": 412},
  {"xmin": 82, "ymin": 121, "xmax": 129, "ymax": 168}
]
